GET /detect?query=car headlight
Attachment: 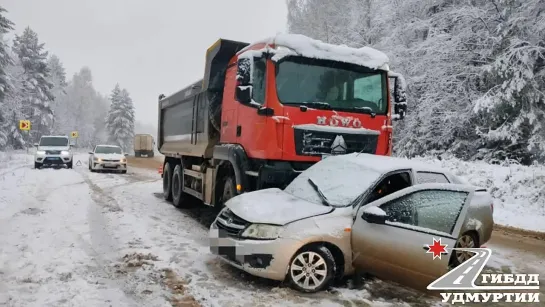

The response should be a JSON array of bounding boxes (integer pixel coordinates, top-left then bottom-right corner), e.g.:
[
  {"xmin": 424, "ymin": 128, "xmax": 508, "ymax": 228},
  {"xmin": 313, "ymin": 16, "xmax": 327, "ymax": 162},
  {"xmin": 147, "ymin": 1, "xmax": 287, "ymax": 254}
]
[
  {"xmin": 241, "ymin": 224, "xmax": 283, "ymax": 240},
  {"xmin": 121, "ymin": 158, "xmax": 126, "ymax": 163},
  {"xmin": 94, "ymin": 157, "xmax": 101, "ymax": 162},
  {"xmin": 36, "ymin": 150, "xmax": 45, "ymax": 155},
  {"xmin": 61, "ymin": 151, "xmax": 70, "ymax": 155}
]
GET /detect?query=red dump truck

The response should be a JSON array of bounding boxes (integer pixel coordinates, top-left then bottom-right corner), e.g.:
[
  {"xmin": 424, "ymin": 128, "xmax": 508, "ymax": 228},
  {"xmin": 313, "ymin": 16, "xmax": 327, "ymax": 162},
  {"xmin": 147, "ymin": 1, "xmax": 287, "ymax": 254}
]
[{"xmin": 157, "ymin": 34, "xmax": 407, "ymax": 208}]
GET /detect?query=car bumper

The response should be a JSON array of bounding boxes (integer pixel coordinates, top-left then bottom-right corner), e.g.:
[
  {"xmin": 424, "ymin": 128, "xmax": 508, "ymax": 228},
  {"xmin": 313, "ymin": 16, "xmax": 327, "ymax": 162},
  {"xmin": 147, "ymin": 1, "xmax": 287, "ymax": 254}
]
[
  {"xmin": 209, "ymin": 222, "xmax": 300, "ymax": 281},
  {"xmin": 35, "ymin": 155, "xmax": 72, "ymax": 164},
  {"xmin": 92, "ymin": 161, "xmax": 127, "ymax": 170}
]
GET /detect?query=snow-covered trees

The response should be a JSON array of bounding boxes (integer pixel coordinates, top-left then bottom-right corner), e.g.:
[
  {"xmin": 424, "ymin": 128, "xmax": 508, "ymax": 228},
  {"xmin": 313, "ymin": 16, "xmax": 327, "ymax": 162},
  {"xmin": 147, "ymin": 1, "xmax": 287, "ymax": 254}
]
[
  {"xmin": 12, "ymin": 27, "xmax": 54, "ymax": 142},
  {"xmin": 106, "ymin": 84, "xmax": 135, "ymax": 152},
  {"xmin": 287, "ymin": 0, "xmax": 545, "ymax": 164},
  {"xmin": 0, "ymin": 7, "xmax": 112, "ymax": 150}
]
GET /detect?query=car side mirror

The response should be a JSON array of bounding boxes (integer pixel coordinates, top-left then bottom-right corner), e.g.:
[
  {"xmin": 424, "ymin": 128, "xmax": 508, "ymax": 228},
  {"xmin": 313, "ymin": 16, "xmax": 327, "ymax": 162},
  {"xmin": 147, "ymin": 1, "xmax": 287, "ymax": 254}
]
[
  {"xmin": 361, "ymin": 207, "xmax": 387, "ymax": 224},
  {"xmin": 235, "ymin": 85, "xmax": 252, "ymax": 104},
  {"xmin": 88, "ymin": 152, "xmax": 93, "ymax": 154},
  {"xmin": 34, "ymin": 143, "xmax": 39, "ymax": 147},
  {"xmin": 124, "ymin": 153, "xmax": 129, "ymax": 156}
]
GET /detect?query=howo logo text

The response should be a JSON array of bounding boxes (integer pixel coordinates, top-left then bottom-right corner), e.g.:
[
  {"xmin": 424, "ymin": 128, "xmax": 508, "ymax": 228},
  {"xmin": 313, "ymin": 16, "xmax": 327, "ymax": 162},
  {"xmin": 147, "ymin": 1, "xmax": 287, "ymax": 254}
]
[{"xmin": 317, "ymin": 115, "xmax": 362, "ymax": 128}]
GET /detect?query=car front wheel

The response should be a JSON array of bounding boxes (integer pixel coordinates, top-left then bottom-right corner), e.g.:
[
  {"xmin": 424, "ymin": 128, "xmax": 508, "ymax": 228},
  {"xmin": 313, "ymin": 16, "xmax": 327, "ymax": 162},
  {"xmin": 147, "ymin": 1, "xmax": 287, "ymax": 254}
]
[{"xmin": 287, "ymin": 245, "xmax": 336, "ymax": 293}]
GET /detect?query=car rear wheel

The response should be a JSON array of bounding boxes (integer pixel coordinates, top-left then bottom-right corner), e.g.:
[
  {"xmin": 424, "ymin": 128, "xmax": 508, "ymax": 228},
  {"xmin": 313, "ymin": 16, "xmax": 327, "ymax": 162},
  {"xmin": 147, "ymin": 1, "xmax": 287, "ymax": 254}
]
[
  {"xmin": 287, "ymin": 245, "xmax": 336, "ymax": 293},
  {"xmin": 452, "ymin": 231, "xmax": 478, "ymax": 266},
  {"xmin": 163, "ymin": 162, "xmax": 173, "ymax": 201},
  {"xmin": 34, "ymin": 162, "xmax": 41, "ymax": 169}
]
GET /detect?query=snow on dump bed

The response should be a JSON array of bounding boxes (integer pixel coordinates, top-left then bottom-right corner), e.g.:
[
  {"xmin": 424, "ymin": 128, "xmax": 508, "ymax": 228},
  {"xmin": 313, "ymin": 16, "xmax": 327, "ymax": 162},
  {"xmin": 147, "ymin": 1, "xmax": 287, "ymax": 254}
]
[{"xmin": 238, "ymin": 33, "xmax": 389, "ymax": 70}]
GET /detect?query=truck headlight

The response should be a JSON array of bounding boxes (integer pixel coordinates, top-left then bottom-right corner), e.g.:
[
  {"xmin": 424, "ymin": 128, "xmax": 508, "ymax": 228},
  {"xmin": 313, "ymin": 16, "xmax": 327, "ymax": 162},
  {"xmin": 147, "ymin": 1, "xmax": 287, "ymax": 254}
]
[
  {"xmin": 36, "ymin": 150, "xmax": 45, "ymax": 155},
  {"xmin": 241, "ymin": 224, "xmax": 283, "ymax": 240},
  {"xmin": 61, "ymin": 151, "xmax": 70, "ymax": 155}
]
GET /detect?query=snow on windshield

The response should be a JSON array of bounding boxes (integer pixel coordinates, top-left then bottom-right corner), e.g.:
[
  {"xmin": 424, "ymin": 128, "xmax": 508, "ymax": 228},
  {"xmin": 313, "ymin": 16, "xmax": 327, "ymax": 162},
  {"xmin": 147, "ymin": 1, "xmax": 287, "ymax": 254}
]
[
  {"xmin": 95, "ymin": 146, "xmax": 122, "ymax": 154},
  {"xmin": 284, "ymin": 156, "xmax": 382, "ymax": 207}
]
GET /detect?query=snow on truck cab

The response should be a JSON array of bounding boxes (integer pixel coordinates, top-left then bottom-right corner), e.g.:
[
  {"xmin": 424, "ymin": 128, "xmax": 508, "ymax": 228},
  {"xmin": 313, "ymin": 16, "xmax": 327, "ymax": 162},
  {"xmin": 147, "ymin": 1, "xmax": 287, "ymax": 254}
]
[{"xmin": 157, "ymin": 34, "xmax": 408, "ymax": 208}]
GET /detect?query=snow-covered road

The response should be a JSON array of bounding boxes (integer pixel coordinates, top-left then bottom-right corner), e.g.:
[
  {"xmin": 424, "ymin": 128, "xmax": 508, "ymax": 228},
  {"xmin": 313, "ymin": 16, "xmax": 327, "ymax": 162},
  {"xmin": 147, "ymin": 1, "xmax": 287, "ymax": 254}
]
[{"xmin": 0, "ymin": 153, "xmax": 543, "ymax": 307}]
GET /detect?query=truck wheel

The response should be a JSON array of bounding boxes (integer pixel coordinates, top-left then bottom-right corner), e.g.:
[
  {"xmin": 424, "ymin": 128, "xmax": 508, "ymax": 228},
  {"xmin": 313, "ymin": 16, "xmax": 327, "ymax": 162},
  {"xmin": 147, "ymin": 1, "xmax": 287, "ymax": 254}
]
[
  {"xmin": 163, "ymin": 162, "xmax": 173, "ymax": 201},
  {"xmin": 149, "ymin": 151, "xmax": 154, "ymax": 158},
  {"xmin": 171, "ymin": 164, "xmax": 188, "ymax": 208},
  {"xmin": 34, "ymin": 162, "xmax": 41, "ymax": 169},
  {"xmin": 220, "ymin": 176, "xmax": 237, "ymax": 207},
  {"xmin": 135, "ymin": 151, "xmax": 140, "ymax": 157}
]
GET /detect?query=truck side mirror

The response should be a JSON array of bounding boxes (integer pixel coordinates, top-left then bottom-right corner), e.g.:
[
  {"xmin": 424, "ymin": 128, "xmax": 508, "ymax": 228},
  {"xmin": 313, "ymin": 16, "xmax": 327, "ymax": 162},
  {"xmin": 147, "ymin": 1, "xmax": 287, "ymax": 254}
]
[
  {"xmin": 390, "ymin": 73, "xmax": 408, "ymax": 121},
  {"xmin": 235, "ymin": 85, "xmax": 252, "ymax": 104}
]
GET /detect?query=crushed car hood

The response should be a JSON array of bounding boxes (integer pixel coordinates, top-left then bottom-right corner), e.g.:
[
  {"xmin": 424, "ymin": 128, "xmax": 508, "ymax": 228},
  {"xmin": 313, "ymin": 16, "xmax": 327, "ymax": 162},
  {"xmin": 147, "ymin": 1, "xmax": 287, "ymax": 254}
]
[
  {"xmin": 94, "ymin": 153, "xmax": 124, "ymax": 160},
  {"xmin": 226, "ymin": 188, "xmax": 333, "ymax": 225}
]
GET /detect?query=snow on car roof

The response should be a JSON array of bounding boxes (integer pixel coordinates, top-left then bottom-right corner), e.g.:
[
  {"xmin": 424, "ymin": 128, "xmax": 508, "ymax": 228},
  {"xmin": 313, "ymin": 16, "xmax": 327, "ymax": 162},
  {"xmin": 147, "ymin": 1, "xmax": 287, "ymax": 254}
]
[
  {"xmin": 96, "ymin": 144, "xmax": 121, "ymax": 148},
  {"xmin": 41, "ymin": 135, "xmax": 68, "ymax": 138},
  {"xmin": 237, "ymin": 33, "xmax": 390, "ymax": 71},
  {"xmin": 330, "ymin": 153, "xmax": 451, "ymax": 175}
]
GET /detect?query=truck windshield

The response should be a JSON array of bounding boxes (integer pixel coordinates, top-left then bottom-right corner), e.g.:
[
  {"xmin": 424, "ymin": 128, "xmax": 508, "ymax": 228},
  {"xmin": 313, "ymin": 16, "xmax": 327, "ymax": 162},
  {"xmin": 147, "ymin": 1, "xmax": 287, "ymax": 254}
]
[
  {"xmin": 95, "ymin": 146, "xmax": 122, "ymax": 154},
  {"xmin": 275, "ymin": 56, "xmax": 388, "ymax": 115},
  {"xmin": 39, "ymin": 137, "xmax": 69, "ymax": 146}
]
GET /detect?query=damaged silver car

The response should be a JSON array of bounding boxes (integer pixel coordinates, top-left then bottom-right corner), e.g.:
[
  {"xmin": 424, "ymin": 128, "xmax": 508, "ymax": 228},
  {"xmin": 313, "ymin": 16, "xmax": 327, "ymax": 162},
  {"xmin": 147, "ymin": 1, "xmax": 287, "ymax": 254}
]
[{"xmin": 209, "ymin": 153, "xmax": 494, "ymax": 293}]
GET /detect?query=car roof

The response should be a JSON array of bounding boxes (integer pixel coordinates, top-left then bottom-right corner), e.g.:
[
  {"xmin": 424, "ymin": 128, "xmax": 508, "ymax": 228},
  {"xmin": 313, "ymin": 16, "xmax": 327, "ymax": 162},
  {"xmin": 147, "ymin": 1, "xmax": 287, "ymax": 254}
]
[{"xmin": 329, "ymin": 153, "xmax": 453, "ymax": 176}]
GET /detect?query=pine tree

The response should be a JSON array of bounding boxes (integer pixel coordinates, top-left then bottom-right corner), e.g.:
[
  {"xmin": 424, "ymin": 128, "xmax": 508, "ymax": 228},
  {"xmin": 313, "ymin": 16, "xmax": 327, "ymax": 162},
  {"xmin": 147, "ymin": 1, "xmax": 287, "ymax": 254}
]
[
  {"xmin": 106, "ymin": 84, "xmax": 135, "ymax": 152},
  {"xmin": 0, "ymin": 5, "xmax": 14, "ymax": 102},
  {"xmin": 47, "ymin": 54, "xmax": 67, "ymax": 134},
  {"xmin": 0, "ymin": 6, "xmax": 15, "ymax": 148},
  {"xmin": 12, "ymin": 27, "xmax": 54, "ymax": 143}
]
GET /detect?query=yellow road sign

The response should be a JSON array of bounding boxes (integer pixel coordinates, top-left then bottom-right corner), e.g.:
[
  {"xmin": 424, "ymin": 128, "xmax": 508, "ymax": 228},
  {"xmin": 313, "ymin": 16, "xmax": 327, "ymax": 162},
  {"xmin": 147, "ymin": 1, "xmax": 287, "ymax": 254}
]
[
  {"xmin": 71, "ymin": 131, "xmax": 78, "ymax": 138},
  {"xmin": 19, "ymin": 120, "xmax": 30, "ymax": 131}
]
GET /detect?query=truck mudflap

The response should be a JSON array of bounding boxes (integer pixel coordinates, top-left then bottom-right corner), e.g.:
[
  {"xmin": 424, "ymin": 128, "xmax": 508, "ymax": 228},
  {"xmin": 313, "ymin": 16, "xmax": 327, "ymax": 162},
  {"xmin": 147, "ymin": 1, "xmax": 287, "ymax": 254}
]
[{"xmin": 213, "ymin": 144, "xmax": 251, "ymax": 194}]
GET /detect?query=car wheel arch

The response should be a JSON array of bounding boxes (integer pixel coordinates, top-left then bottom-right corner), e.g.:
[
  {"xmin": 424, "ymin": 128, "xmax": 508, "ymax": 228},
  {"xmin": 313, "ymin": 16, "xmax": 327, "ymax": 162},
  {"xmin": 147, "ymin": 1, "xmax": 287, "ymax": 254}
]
[{"xmin": 285, "ymin": 241, "xmax": 345, "ymax": 281}]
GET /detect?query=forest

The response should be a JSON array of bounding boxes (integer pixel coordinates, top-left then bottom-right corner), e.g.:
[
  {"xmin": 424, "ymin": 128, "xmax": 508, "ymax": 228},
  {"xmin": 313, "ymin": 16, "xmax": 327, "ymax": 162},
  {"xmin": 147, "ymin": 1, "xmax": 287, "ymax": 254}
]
[
  {"xmin": 287, "ymin": 0, "xmax": 545, "ymax": 164},
  {"xmin": 0, "ymin": 6, "xmax": 136, "ymax": 151}
]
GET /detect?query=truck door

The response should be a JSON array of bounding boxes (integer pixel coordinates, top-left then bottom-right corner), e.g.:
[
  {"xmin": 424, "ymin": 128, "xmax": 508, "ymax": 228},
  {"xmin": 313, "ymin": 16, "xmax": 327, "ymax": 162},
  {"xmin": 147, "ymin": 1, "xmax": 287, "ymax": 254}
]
[{"xmin": 235, "ymin": 57, "xmax": 269, "ymax": 159}]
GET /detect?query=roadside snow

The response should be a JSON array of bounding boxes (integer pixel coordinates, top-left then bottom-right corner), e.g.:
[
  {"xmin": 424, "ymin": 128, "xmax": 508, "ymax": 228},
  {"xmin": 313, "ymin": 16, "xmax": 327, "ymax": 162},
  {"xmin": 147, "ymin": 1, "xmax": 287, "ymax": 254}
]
[{"xmin": 412, "ymin": 156, "xmax": 545, "ymax": 232}]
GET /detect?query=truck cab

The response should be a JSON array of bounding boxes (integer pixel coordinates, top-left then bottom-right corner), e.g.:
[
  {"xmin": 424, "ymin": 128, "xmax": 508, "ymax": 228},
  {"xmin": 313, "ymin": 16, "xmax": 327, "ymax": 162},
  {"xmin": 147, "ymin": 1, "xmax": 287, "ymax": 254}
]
[{"xmin": 157, "ymin": 34, "xmax": 408, "ymax": 209}]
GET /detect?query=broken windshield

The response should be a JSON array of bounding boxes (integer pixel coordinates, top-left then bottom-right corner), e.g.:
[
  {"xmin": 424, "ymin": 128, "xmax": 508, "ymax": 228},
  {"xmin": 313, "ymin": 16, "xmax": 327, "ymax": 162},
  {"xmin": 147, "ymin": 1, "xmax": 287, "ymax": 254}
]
[{"xmin": 275, "ymin": 56, "xmax": 388, "ymax": 115}]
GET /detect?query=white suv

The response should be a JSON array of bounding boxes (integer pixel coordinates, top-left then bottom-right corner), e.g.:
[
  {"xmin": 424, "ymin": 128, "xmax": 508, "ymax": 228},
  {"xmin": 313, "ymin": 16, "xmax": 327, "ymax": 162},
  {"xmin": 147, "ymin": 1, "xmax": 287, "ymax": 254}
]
[{"xmin": 34, "ymin": 135, "xmax": 73, "ymax": 169}]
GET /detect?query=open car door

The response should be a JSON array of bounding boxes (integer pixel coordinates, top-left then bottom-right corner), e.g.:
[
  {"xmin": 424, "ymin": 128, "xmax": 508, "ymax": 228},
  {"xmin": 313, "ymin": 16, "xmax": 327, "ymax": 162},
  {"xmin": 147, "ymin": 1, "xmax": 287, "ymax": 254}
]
[{"xmin": 351, "ymin": 183, "xmax": 475, "ymax": 291}]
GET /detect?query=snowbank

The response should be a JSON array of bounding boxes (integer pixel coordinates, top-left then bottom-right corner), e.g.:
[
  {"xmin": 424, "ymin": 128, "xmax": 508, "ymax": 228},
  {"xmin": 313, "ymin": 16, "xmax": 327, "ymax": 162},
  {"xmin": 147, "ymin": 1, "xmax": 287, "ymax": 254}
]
[{"xmin": 412, "ymin": 156, "xmax": 545, "ymax": 233}]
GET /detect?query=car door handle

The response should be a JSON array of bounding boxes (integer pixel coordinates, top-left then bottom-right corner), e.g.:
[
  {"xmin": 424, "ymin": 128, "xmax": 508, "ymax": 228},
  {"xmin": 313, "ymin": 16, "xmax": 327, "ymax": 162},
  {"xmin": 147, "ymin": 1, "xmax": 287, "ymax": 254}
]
[{"xmin": 422, "ymin": 245, "xmax": 429, "ymax": 251}]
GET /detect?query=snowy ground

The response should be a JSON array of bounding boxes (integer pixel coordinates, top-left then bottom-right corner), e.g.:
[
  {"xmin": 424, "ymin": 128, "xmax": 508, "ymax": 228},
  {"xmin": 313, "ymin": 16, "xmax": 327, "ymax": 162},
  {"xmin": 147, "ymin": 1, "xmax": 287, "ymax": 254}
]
[
  {"xmin": 413, "ymin": 156, "xmax": 545, "ymax": 232},
  {"xmin": 0, "ymin": 153, "xmax": 543, "ymax": 307}
]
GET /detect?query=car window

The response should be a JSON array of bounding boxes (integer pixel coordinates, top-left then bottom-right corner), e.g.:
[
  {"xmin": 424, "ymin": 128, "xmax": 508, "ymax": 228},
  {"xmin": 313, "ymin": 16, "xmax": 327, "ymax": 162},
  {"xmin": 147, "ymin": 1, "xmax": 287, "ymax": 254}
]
[
  {"xmin": 415, "ymin": 171, "xmax": 450, "ymax": 184},
  {"xmin": 365, "ymin": 172, "xmax": 412, "ymax": 204},
  {"xmin": 95, "ymin": 146, "xmax": 122, "ymax": 154},
  {"xmin": 39, "ymin": 137, "xmax": 68, "ymax": 146},
  {"xmin": 380, "ymin": 189, "xmax": 469, "ymax": 235}
]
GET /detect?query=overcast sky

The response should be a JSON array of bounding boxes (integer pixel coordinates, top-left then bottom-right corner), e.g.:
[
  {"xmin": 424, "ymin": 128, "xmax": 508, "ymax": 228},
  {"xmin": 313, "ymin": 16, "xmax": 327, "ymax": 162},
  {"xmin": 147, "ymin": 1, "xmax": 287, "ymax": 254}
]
[{"xmin": 3, "ymin": 0, "xmax": 288, "ymax": 127}]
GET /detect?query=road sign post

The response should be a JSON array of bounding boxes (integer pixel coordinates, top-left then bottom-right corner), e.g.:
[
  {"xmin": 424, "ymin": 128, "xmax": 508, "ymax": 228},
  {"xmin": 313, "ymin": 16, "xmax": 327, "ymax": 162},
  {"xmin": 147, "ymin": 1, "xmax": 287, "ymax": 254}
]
[{"xmin": 70, "ymin": 131, "xmax": 78, "ymax": 147}]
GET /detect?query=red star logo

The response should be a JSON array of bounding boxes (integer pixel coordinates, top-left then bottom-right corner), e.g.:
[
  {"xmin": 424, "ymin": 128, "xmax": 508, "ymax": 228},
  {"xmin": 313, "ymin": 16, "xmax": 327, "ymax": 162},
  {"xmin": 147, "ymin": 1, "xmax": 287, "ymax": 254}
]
[{"xmin": 426, "ymin": 238, "xmax": 448, "ymax": 260}]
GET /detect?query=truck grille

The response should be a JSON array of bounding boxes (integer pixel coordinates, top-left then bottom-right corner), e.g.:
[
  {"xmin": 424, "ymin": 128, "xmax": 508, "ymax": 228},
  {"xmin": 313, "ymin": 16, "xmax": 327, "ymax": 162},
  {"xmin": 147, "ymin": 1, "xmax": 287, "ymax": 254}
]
[
  {"xmin": 45, "ymin": 150, "xmax": 61, "ymax": 155},
  {"xmin": 293, "ymin": 127, "xmax": 379, "ymax": 156},
  {"xmin": 216, "ymin": 209, "xmax": 250, "ymax": 237}
]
